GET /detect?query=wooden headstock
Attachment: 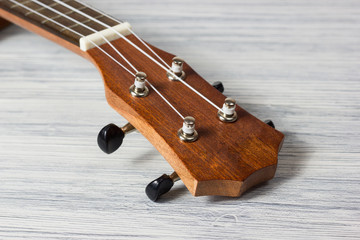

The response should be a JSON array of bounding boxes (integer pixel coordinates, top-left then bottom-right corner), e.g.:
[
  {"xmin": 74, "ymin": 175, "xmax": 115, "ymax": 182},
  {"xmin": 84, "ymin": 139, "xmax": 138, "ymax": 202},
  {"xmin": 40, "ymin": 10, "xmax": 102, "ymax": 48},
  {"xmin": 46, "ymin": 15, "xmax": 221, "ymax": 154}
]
[
  {"xmin": 87, "ymin": 34, "xmax": 284, "ymax": 198},
  {"xmin": 0, "ymin": 0, "xmax": 284, "ymax": 201}
]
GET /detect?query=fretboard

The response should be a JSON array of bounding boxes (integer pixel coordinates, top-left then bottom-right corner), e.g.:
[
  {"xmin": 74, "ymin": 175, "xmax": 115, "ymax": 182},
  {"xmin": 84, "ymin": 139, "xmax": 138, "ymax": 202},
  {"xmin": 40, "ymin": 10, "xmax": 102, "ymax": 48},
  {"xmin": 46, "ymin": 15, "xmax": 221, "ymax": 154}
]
[{"xmin": 0, "ymin": 0, "xmax": 120, "ymax": 46}]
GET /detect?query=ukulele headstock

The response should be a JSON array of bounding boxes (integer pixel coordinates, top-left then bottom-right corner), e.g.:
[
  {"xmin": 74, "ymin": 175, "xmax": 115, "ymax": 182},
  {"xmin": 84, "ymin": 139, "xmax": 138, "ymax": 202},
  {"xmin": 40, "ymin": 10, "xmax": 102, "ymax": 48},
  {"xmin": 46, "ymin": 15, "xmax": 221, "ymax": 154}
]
[
  {"xmin": 87, "ymin": 34, "xmax": 284, "ymax": 200},
  {"xmin": 0, "ymin": 0, "xmax": 284, "ymax": 202}
]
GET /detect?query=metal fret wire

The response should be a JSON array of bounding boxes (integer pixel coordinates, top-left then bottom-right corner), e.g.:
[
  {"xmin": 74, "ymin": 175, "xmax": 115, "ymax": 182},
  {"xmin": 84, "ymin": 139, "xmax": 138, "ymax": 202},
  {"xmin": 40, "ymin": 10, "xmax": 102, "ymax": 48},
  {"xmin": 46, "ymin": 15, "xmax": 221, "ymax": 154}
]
[
  {"xmin": 7, "ymin": 0, "xmax": 134, "ymax": 76},
  {"xmin": 72, "ymin": 0, "xmax": 171, "ymax": 69},
  {"xmin": 25, "ymin": 0, "xmax": 70, "ymax": 16},
  {"xmin": 41, "ymin": 6, "xmax": 87, "ymax": 24},
  {"xmin": 53, "ymin": 0, "xmax": 222, "ymax": 112},
  {"xmin": 31, "ymin": 0, "xmax": 138, "ymax": 73},
  {"xmin": 8, "ymin": 0, "xmax": 185, "ymax": 120}
]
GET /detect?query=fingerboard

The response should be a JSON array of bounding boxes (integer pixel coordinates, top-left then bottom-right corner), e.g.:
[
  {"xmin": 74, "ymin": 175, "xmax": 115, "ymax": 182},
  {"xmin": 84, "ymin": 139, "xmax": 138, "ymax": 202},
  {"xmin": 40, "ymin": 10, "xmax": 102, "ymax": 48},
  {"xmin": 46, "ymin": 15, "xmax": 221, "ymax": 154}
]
[{"xmin": 0, "ymin": 0, "xmax": 120, "ymax": 46}]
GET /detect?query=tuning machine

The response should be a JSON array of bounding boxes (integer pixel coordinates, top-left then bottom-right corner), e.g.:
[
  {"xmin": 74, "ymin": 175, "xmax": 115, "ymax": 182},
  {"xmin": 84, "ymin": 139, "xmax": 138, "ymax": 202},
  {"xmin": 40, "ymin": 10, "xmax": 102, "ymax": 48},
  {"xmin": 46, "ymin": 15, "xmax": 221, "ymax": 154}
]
[
  {"xmin": 130, "ymin": 72, "xmax": 149, "ymax": 97},
  {"xmin": 264, "ymin": 120, "xmax": 275, "ymax": 129},
  {"xmin": 212, "ymin": 81, "xmax": 224, "ymax": 93},
  {"xmin": 167, "ymin": 57, "xmax": 186, "ymax": 81},
  {"xmin": 145, "ymin": 172, "xmax": 180, "ymax": 202},
  {"xmin": 97, "ymin": 122, "xmax": 136, "ymax": 154}
]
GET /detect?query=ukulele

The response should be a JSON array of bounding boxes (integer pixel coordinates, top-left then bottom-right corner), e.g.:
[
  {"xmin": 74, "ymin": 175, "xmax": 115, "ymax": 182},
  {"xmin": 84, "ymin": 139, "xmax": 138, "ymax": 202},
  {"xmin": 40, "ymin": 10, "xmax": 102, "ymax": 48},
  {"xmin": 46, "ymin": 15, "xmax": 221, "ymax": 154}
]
[{"xmin": 0, "ymin": 0, "xmax": 284, "ymax": 201}]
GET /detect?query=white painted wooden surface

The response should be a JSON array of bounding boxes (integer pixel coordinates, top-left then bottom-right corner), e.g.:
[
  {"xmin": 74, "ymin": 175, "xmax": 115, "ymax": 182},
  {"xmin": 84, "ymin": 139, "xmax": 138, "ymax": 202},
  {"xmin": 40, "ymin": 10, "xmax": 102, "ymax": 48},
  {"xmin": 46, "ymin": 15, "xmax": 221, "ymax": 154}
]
[{"xmin": 1, "ymin": 0, "xmax": 360, "ymax": 239}]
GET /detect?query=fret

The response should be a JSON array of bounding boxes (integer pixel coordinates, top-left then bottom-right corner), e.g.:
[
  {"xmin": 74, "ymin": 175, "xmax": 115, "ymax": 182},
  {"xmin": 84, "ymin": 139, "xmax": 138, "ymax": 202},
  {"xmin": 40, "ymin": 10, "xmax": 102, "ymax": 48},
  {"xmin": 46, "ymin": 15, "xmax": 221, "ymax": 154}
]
[
  {"xmin": 25, "ymin": 0, "xmax": 71, "ymax": 16},
  {"xmin": 10, "ymin": 0, "xmax": 32, "ymax": 9},
  {"xmin": 60, "ymin": 13, "xmax": 104, "ymax": 32},
  {"xmin": 41, "ymin": 5, "xmax": 86, "ymax": 24},
  {"xmin": 6, "ymin": 1, "xmax": 50, "ymax": 24},
  {"xmin": 66, "ymin": 0, "xmax": 119, "ymax": 26},
  {"xmin": 82, "ymin": 8, "xmax": 118, "ymax": 26},
  {"xmin": 1, "ymin": 0, "xmax": 124, "ymax": 46}
]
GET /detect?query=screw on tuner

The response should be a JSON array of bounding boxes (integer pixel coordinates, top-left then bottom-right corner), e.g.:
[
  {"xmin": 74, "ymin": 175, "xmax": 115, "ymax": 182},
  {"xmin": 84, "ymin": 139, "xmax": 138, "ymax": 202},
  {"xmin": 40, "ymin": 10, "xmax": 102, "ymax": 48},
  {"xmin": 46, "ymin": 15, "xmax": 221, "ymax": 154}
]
[
  {"xmin": 97, "ymin": 122, "xmax": 136, "ymax": 154},
  {"xmin": 97, "ymin": 82, "xmax": 278, "ymax": 201}
]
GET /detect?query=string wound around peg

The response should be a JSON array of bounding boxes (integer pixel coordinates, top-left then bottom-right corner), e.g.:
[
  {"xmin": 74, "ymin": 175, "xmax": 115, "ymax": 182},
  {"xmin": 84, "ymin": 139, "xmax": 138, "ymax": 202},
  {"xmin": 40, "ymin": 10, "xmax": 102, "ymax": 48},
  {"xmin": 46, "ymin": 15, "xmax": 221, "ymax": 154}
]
[
  {"xmin": 178, "ymin": 116, "xmax": 198, "ymax": 142},
  {"xmin": 167, "ymin": 57, "xmax": 186, "ymax": 81},
  {"xmin": 218, "ymin": 98, "xmax": 238, "ymax": 122},
  {"xmin": 130, "ymin": 72, "xmax": 149, "ymax": 97}
]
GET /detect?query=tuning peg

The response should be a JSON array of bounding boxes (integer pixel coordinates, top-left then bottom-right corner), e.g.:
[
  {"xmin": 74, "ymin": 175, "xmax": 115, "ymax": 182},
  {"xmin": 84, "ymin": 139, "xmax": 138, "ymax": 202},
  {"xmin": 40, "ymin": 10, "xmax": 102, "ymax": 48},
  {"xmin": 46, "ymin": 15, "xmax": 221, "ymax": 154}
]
[
  {"xmin": 97, "ymin": 122, "xmax": 136, "ymax": 154},
  {"xmin": 145, "ymin": 172, "xmax": 180, "ymax": 202},
  {"xmin": 264, "ymin": 120, "xmax": 275, "ymax": 129},
  {"xmin": 218, "ymin": 98, "xmax": 237, "ymax": 123},
  {"xmin": 167, "ymin": 57, "xmax": 186, "ymax": 81},
  {"xmin": 212, "ymin": 81, "xmax": 224, "ymax": 93}
]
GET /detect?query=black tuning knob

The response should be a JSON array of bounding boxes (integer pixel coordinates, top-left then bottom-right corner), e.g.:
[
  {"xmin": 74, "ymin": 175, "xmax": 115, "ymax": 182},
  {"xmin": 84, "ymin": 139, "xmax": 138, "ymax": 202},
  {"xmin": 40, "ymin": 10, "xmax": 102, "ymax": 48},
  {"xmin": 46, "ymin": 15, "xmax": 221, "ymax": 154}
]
[
  {"xmin": 264, "ymin": 120, "xmax": 275, "ymax": 129},
  {"xmin": 145, "ymin": 172, "xmax": 180, "ymax": 202},
  {"xmin": 212, "ymin": 81, "xmax": 224, "ymax": 93},
  {"xmin": 97, "ymin": 124, "xmax": 124, "ymax": 154},
  {"xmin": 97, "ymin": 122, "xmax": 135, "ymax": 154}
]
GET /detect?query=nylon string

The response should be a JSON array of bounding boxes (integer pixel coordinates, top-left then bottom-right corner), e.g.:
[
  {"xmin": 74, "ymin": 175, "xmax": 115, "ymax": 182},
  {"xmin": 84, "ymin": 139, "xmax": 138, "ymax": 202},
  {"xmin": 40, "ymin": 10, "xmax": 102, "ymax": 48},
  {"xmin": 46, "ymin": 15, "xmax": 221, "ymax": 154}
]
[
  {"xmin": 9, "ymin": 0, "xmax": 184, "ymax": 120},
  {"xmin": 52, "ymin": 0, "xmax": 222, "ymax": 111},
  {"xmin": 71, "ymin": 0, "xmax": 171, "ymax": 69},
  {"xmin": 8, "ymin": 0, "xmax": 135, "ymax": 77},
  {"xmin": 31, "ymin": 0, "xmax": 138, "ymax": 73}
]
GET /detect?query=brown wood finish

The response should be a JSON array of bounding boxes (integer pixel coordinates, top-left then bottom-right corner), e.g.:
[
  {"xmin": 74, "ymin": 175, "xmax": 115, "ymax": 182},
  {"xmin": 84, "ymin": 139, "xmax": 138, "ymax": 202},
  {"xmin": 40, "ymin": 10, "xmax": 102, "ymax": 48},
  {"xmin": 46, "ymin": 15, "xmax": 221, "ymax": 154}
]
[
  {"xmin": 87, "ymin": 36, "xmax": 284, "ymax": 197},
  {"xmin": 0, "ymin": 0, "xmax": 119, "ymax": 46},
  {"xmin": 0, "ymin": 0, "xmax": 285, "ymax": 197},
  {"xmin": 0, "ymin": 7, "xmax": 88, "ymax": 58}
]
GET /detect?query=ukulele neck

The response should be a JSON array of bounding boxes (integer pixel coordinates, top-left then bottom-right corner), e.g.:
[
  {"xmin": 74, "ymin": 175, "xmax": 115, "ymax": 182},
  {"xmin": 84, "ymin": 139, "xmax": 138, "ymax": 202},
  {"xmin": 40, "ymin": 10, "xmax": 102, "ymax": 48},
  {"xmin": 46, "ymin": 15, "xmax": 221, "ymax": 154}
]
[{"xmin": 0, "ymin": 0, "xmax": 127, "ymax": 57}]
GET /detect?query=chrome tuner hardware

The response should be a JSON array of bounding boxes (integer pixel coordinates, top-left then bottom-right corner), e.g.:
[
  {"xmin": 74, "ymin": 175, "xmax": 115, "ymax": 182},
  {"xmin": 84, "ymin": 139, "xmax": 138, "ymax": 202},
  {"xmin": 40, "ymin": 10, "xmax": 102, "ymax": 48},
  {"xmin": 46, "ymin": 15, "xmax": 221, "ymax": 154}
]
[
  {"xmin": 178, "ymin": 116, "xmax": 198, "ymax": 142},
  {"xmin": 97, "ymin": 122, "xmax": 136, "ymax": 154},
  {"xmin": 145, "ymin": 172, "xmax": 180, "ymax": 202},
  {"xmin": 167, "ymin": 57, "xmax": 186, "ymax": 81},
  {"xmin": 130, "ymin": 72, "xmax": 149, "ymax": 97},
  {"xmin": 218, "ymin": 98, "xmax": 238, "ymax": 122}
]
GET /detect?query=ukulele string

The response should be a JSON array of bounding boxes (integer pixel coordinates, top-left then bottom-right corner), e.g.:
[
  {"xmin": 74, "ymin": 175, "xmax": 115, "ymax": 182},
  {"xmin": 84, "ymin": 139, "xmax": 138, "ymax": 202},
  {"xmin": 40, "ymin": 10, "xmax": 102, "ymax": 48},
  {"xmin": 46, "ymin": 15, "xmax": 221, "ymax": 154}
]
[
  {"xmin": 71, "ymin": 0, "xmax": 171, "ymax": 69},
  {"xmin": 144, "ymin": 80, "xmax": 185, "ymax": 119},
  {"xmin": 29, "ymin": 0, "xmax": 185, "ymax": 120},
  {"xmin": 8, "ymin": 0, "xmax": 134, "ymax": 76},
  {"xmin": 51, "ymin": 0, "xmax": 222, "ymax": 112},
  {"xmin": 53, "ymin": 0, "xmax": 172, "ymax": 72},
  {"xmin": 31, "ymin": 0, "xmax": 138, "ymax": 73},
  {"xmin": 9, "ymin": 0, "xmax": 185, "ymax": 120}
]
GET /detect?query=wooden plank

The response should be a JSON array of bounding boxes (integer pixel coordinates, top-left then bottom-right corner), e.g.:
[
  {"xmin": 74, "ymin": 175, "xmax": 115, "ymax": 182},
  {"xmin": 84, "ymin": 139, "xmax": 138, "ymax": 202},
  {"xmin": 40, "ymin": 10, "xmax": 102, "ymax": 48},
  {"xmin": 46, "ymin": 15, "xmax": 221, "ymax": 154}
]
[{"xmin": 0, "ymin": 0, "xmax": 359, "ymax": 239}]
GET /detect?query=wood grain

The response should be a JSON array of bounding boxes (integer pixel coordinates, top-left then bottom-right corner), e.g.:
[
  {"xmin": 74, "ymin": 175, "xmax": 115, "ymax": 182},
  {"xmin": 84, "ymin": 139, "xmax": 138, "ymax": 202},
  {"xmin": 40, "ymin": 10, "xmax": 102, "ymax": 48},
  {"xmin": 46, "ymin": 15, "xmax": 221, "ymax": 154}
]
[
  {"xmin": 87, "ymin": 35, "xmax": 283, "ymax": 197},
  {"xmin": 1, "ymin": 0, "xmax": 284, "ymax": 197},
  {"xmin": 0, "ymin": 0, "xmax": 359, "ymax": 239},
  {"xmin": 0, "ymin": 7, "xmax": 88, "ymax": 58},
  {"xmin": 0, "ymin": 0, "xmax": 119, "ymax": 46}
]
